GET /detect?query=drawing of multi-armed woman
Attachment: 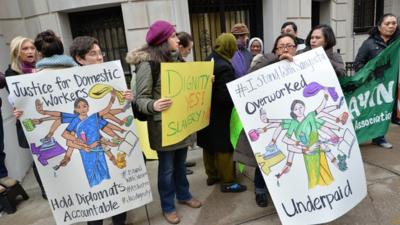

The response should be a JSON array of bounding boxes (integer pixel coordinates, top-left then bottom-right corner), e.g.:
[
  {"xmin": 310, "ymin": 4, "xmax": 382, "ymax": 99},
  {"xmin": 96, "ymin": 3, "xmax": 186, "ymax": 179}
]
[{"xmin": 257, "ymin": 95, "xmax": 347, "ymax": 189}]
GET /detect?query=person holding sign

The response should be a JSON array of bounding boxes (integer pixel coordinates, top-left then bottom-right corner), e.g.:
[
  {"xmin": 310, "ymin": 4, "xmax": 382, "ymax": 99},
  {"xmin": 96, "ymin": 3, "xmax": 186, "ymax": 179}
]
[
  {"xmin": 197, "ymin": 33, "xmax": 247, "ymax": 193},
  {"xmin": 300, "ymin": 24, "xmax": 346, "ymax": 77},
  {"xmin": 5, "ymin": 35, "xmax": 46, "ymax": 199},
  {"xmin": 70, "ymin": 35, "xmax": 131, "ymax": 225},
  {"xmin": 354, "ymin": 13, "xmax": 399, "ymax": 148},
  {"xmin": 126, "ymin": 20, "xmax": 200, "ymax": 224},
  {"xmin": 234, "ymin": 33, "xmax": 298, "ymax": 207},
  {"xmin": 177, "ymin": 31, "xmax": 198, "ymax": 176},
  {"xmin": 13, "ymin": 30, "xmax": 78, "ymax": 198}
]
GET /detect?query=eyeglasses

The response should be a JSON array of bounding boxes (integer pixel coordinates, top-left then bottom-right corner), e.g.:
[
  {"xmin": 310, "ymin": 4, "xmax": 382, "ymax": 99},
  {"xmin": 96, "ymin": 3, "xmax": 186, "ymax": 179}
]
[
  {"xmin": 87, "ymin": 51, "xmax": 106, "ymax": 57},
  {"xmin": 275, "ymin": 44, "xmax": 296, "ymax": 51}
]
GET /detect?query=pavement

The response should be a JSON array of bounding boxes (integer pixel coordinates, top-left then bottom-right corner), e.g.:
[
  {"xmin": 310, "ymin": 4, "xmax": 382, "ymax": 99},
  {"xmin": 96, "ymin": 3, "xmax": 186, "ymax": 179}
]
[{"xmin": 1, "ymin": 124, "xmax": 400, "ymax": 225}]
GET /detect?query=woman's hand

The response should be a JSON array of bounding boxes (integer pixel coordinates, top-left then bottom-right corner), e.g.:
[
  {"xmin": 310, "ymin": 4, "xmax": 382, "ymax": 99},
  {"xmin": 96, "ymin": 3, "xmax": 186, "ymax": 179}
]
[
  {"xmin": 279, "ymin": 53, "xmax": 294, "ymax": 62},
  {"xmin": 153, "ymin": 98, "xmax": 172, "ymax": 112},
  {"xmin": 123, "ymin": 90, "xmax": 134, "ymax": 102},
  {"xmin": 13, "ymin": 108, "xmax": 23, "ymax": 119}
]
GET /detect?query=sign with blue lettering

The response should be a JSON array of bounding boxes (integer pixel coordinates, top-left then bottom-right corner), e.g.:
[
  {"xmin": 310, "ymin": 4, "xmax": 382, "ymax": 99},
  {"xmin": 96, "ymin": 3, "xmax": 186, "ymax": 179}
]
[{"xmin": 227, "ymin": 48, "xmax": 367, "ymax": 225}]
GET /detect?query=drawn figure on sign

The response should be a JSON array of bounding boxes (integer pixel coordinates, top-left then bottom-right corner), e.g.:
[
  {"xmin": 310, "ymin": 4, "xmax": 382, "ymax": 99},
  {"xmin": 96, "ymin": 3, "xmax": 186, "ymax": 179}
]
[
  {"xmin": 60, "ymin": 93, "xmax": 117, "ymax": 187},
  {"xmin": 250, "ymin": 88, "xmax": 350, "ymax": 189}
]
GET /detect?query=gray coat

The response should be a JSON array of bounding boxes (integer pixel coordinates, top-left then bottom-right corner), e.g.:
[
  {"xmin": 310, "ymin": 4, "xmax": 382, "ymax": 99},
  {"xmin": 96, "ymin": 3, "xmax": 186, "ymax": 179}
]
[{"xmin": 126, "ymin": 49, "xmax": 195, "ymax": 151}]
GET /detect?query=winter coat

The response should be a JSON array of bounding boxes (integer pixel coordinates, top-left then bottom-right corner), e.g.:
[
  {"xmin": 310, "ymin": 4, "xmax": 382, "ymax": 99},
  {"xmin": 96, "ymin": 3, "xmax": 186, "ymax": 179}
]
[
  {"xmin": 197, "ymin": 51, "xmax": 236, "ymax": 153},
  {"xmin": 354, "ymin": 30, "xmax": 400, "ymax": 72},
  {"xmin": 233, "ymin": 53, "xmax": 277, "ymax": 167},
  {"xmin": 125, "ymin": 49, "xmax": 195, "ymax": 151},
  {"xmin": 231, "ymin": 45, "xmax": 253, "ymax": 78},
  {"xmin": 4, "ymin": 66, "xmax": 30, "ymax": 148},
  {"xmin": 298, "ymin": 47, "xmax": 346, "ymax": 77}
]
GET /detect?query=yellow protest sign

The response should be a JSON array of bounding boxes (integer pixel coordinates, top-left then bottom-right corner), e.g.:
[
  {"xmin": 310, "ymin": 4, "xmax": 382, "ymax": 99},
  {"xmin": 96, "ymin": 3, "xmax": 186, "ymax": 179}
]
[
  {"xmin": 134, "ymin": 120, "xmax": 158, "ymax": 160},
  {"xmin": 161, "ymin": 61, "xmax": 214, "ymax": 146}
]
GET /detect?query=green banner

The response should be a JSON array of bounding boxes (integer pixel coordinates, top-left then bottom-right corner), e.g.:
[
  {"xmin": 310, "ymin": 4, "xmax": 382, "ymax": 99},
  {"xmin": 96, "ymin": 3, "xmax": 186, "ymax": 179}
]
[{"xmin": 339, "ymin": 39, "xmax": 400, "ymax": 144}]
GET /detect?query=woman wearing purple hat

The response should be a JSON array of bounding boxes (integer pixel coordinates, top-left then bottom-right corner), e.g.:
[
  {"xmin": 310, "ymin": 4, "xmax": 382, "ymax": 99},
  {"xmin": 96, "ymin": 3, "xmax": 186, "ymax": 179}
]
[{"xmin": 126, "ymin": 20, "xmax": 200, "ymax": 224}]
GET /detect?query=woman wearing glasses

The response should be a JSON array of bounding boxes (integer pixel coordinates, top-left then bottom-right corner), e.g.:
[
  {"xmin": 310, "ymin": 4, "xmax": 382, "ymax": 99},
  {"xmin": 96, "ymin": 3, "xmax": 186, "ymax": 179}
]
[
  {"xmin": 301, "ymin": 24, "xmax": 346, "ymax": 77},
  {"xmin": 234, "ymin": 33, "xmax": 298, "ymax": 208}
]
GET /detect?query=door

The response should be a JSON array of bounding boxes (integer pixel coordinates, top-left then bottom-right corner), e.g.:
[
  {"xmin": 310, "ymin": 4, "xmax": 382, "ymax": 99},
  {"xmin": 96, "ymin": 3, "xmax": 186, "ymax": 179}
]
[{"xmin": 189, "ymin": 0, "xmax": 263, "ymax": 60}]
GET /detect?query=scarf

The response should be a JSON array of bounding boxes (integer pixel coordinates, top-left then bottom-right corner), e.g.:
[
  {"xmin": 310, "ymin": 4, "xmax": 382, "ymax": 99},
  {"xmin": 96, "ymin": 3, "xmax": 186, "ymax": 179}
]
[
  {"xmin": 21, "ymin": 61, "xmax": 35, "ymax": 74},
  {"xmin": 36, "ymin": 54, "xmax": 78, "ymax": 70},
  {"xmin": 214, "ymin": 33, "xmax": 237, "ymax": 61}
]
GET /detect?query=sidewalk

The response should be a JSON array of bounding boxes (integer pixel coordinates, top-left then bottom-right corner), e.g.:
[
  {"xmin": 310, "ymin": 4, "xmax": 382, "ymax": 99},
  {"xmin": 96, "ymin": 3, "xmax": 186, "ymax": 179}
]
[{"xmin": 1, "ymin": 125, "xmax": 400, "ymax": 225}]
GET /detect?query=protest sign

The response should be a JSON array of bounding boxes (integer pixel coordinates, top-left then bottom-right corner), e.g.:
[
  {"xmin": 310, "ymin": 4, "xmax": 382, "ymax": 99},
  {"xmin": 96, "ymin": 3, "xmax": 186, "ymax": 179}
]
[
  {"xmin": 6, "ymin": 61, "xmax": 152, "ymax": 225},
  {"xmin": 339, "ymin": 39, "xmax": 400, "ymax": 143},
  {"xmin": 161, "ymin": 61, "xmax": 213, "ymax": 146},
  {"xmin": 227, "ymin": 48, "xmax": 367, "ymax": 225}
]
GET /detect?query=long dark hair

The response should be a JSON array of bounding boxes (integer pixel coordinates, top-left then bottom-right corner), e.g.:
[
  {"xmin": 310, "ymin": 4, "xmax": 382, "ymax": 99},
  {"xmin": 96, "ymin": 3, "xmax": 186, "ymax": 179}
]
[
  {"xmin": 369, "ymin": 13, "xmax": 399, "ymax": 36},
  {"xmin": 290, "ymin": 100, "xmax": 305, "ymax": 119},
  {"xmin": 140, "ymin": 42, "xmax": 173, "ymax": 63},
  {"xmin": 305, "ymin": 24, "xmax": 336, "ymax": 50}
]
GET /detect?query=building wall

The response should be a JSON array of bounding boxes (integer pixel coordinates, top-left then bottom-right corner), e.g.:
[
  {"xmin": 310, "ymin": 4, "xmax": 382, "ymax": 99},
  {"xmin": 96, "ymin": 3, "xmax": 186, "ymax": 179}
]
[{"xmin": 0, "ymin": 0, "xmax": 191, "ymax": 180}]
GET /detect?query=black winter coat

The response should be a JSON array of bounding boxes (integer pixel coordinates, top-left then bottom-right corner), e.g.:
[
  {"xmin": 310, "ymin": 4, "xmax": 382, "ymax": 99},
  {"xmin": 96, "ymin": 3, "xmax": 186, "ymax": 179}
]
[
  {"xmin": 354, "ymin": 30, "xmax": 400, "ymax": 72},
  {"xmin": 4, "ymin": 66, "xmax": 30, "ymax": 148},
  {"xmin": 197, "ymin": 51, "xmax": 236, "ymax": 153}
]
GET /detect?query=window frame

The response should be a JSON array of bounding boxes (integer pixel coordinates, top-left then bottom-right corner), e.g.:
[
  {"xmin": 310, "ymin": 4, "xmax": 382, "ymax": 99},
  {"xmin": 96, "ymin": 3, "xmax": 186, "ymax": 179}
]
[{"xmin": 353, "ymin": 0, "xmax": 384, "ymax": 34}]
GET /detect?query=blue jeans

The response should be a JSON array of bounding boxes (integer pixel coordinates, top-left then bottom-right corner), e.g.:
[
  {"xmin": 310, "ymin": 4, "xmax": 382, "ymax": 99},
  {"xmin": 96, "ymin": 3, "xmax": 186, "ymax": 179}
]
[
  {"xmin": 157, "ymin": 148, "xmax": 192, "ymax": 213},
  {"xmin": 254, "ymin": 167, "xmax": 267, "ymax": 194},
  {"xmin": 0, "ymin": 111, "xmax": 7, "ymax": 178},
  {"xmin": 372, "ymin": 136, "xmax": 386, "ymax": 144}
]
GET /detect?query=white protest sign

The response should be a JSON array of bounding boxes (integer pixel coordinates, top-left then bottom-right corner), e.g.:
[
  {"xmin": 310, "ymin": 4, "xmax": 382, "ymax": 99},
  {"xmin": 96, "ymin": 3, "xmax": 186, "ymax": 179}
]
[
  {"xmin": 6, "ymin": 61, "xmax": 152, "ymax": 225},
  {"xmin": 227, "ymin": 48, "xmax": 367, "ymax": 225}
]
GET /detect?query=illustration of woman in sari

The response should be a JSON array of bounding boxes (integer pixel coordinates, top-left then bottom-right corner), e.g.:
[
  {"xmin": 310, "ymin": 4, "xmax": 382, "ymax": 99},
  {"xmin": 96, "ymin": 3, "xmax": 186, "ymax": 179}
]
[
  {"xmin": 255, "ymin": 92, "xmax": 347, "ymax": 189},
  {"xmin": 60, "ymin": 93, "xmax": 118, "ymax": 187}
]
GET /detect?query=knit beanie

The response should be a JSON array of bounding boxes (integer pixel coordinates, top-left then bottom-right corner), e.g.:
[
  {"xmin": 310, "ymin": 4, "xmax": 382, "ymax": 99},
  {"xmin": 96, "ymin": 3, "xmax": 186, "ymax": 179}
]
[
  {"xmin": 214, "ymin": 33, "xmax": 237, "ymax": 61},
  {"xmin": 146, "ymin": 20, "xmax": 176, "ymax": 46}
]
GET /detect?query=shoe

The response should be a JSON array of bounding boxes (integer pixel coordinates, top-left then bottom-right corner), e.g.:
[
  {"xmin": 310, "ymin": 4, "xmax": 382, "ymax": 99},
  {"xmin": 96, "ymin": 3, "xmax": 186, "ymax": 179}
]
[
  {"xmin": 163, "ymin": 211, "xmax": 180, "ymax": 224},
  {"xmin": 0, "ymin": 177, "xmax": 17, "ymax": 187},
  {"xmin": 255, "ymin": 193, "xmax": 268, "ymax": 207},
  {"xmin": 372, "ymin": 138, "xmax": 393, "ymax": 149},
  {"xmin": 221, "ymin": 183, "xmax": 247, "ymax": 193},
  {"xmin": 186, "ymin": 169, "xmax": 194, "ymax": 175},
  {"xmin": 392, "ymin": 119, "xmax": 400, "ymax": 125},
  {"xmin": 378, "ymin": 142, "xmax": 393, "ymax": 149},
  {"xmin": 185, "ymin": 161, "xmax": 196, "ymax": 167},
  {"xmin": 206, "ymin": 177, "xmax": 220, "ymax": 186},
  {"xmin": 178, "ymin": 198, "xmax": 202, "ymax": 208}
]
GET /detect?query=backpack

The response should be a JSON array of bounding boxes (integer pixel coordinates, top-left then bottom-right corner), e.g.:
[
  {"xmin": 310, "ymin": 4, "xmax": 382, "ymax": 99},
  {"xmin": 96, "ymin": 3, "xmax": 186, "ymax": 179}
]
[{"xmin": 131, "ymin": 61, "xmax": 160, "ymax": 121}]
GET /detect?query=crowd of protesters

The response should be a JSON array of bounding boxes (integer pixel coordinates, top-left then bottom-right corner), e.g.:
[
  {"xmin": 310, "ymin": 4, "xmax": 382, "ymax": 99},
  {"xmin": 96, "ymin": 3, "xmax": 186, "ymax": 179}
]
[{"xmin": 0, "ymin": 12, "xmax": 398, "ymax": 224}]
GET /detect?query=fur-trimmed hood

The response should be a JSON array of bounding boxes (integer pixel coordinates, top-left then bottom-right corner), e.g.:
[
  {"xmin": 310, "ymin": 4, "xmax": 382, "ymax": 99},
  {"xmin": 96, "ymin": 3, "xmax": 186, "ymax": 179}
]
[{"xmin": 125, "ymin": 48, "xmax": 151, "ymax": 66}]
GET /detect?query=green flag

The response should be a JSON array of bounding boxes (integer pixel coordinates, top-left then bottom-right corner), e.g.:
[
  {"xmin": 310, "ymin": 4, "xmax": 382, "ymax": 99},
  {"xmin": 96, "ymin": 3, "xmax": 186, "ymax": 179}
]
[{"xmin": 339, "ymin": 38, "xmax": 400, "ymax": 144}]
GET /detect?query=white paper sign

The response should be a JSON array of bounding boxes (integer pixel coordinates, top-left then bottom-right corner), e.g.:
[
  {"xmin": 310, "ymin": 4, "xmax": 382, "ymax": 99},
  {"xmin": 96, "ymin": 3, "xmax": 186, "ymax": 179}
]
[
  {"xmin": 6, "ymin": 61, "xmax": 152, "ymax": 225},
  {"xmin": 227, "ymin": 48, "xmax": 367, "ymax": 225}
]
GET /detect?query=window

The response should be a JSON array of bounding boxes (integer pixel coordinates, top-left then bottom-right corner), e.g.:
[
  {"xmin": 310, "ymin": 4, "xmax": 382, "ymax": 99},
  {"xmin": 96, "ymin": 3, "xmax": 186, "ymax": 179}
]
[{"xmin": 353, "ymin": 0, "xmax": 384, "ymax": 33}]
